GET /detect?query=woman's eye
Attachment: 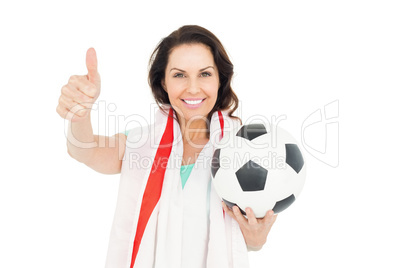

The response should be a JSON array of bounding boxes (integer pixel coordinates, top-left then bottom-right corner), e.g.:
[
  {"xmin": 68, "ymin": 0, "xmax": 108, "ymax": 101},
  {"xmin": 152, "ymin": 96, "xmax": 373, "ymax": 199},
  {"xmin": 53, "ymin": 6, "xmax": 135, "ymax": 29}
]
[
  {"xmin": 174, "ymin": 73, "xmax": 184, "ymax": 78},
  {"xmin": 200, "ymin": 72, "xmax": 211, "ymax": 77}
]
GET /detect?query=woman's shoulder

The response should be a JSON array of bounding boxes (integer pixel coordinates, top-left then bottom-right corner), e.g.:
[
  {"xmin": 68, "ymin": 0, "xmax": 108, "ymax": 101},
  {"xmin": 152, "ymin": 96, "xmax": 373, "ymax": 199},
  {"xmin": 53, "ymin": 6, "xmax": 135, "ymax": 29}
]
[
  {"xmin": 123, "ymin": 106, "xmax": 173, "ymax": 137},
  {"xmin": 123, "ymin": 121, "xmax": 170, "ymax": 150},
  {"xmin": 122, "ymin": 123, "xmax": 155, "ymax": 138}
]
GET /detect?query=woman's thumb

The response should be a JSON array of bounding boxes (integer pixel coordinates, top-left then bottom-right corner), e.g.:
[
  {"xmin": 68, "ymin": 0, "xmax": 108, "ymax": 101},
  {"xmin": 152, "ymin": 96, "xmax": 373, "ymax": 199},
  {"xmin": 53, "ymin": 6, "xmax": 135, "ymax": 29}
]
[{"xmin": 86, "ymin": 47, "xmax": 100, "ymax": 85}]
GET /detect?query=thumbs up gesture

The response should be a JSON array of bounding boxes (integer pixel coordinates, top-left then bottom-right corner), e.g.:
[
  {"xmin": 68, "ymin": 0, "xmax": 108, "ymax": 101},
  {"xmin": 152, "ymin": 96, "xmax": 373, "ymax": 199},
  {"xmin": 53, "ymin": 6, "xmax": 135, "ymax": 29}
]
[{"xmin": 56, "ymin": 48, "xmax": 101, "ymax": 122}]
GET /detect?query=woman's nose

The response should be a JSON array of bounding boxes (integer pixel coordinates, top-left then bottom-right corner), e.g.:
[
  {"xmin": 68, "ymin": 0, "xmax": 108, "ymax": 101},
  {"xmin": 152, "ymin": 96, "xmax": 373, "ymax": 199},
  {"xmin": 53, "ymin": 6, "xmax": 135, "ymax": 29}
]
[{"xmin": 186, "ymin": 78, "xmax": 200, "ymax": 94}]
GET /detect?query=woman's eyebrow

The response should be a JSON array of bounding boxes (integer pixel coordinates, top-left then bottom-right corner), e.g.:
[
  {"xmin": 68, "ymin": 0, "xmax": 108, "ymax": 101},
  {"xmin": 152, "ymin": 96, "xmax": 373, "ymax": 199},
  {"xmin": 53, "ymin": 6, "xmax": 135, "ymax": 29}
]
[
  {"xmin": 170, "ymin": 67, "xmax": 186, "ymax": 73},
  {"xmin": 200, "ymin": 66, "xmax": 214, "ymax": 72},
  {"xmin": 169, "ymin": 66, "xmax": 215, "ymax": 73}
]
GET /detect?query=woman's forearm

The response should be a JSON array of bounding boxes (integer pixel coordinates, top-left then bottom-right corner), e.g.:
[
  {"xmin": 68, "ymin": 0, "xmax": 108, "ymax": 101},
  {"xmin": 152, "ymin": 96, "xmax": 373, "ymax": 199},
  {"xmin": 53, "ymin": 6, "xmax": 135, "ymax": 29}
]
[{"xmin": 66, "ymin": 114, "xmax": 98, "ymax": 164}]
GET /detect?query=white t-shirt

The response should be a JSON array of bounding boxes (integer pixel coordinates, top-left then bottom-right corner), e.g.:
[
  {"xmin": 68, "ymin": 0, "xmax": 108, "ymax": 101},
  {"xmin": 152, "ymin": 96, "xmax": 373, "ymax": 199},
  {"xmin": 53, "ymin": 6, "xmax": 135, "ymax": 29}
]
[{"xmin": 180, "ymin": 143, "xmax": 213, "ymax": 267}]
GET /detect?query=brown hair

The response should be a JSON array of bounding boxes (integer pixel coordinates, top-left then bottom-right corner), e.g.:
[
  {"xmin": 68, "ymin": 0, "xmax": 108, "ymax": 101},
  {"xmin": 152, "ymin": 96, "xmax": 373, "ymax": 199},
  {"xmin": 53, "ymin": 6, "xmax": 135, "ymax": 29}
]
[{"xmin": 148, "ymin": 25, "xmax": 241, "ymax": 124}]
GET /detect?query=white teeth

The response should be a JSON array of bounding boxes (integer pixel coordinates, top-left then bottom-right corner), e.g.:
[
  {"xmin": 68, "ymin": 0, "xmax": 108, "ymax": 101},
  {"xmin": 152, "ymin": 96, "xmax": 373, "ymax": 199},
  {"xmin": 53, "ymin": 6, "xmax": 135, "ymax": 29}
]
[{"xmin": 184, "ymin": 99, "xmax": 203, "ymax": 105}]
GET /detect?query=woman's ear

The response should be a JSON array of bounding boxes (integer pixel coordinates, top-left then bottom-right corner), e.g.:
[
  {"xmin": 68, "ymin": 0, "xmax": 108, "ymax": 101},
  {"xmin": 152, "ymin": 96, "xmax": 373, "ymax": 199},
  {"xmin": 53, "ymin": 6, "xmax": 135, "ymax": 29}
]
[{"xmin": 162, "ymin": 80, "xmax": 167, "ymax": 92}]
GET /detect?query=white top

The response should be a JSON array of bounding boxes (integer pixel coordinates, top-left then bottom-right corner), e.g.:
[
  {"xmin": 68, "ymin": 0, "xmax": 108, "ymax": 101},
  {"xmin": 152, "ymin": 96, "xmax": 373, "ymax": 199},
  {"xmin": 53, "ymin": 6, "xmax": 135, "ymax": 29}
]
[{"xmin": 180, "ymin": 143, "xmax": 213, "ymax": 267}]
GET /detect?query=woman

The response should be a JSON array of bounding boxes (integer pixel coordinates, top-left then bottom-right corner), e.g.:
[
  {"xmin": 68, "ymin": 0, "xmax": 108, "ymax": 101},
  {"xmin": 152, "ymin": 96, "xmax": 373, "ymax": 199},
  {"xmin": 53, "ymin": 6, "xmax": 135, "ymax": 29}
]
[{"xmin": 56, "ymin": 25, "xmax": 277, "ymax": 268}]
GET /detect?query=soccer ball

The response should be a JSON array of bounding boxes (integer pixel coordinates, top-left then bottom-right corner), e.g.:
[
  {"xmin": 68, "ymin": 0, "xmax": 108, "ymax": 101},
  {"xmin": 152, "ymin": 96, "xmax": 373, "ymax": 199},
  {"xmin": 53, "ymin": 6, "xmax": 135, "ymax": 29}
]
[{"xmin": 211, "ymin": 123, "xmax": 306, "ymax": 217}]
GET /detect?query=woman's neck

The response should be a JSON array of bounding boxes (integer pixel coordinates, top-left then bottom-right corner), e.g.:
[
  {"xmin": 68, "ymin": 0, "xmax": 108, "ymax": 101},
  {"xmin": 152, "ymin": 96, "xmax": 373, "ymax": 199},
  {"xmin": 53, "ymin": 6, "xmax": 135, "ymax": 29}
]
[{"xmin": 178, "ymin": 116, "xmax": 209, "ymax": 145}]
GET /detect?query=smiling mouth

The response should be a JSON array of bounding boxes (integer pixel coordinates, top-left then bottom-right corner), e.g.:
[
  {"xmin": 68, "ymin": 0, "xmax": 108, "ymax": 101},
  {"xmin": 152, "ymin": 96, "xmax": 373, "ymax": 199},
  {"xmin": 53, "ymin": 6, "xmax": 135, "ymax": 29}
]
[{"xmin": 182, "ymin": 98, "xmax": 206, "ymax": 105}]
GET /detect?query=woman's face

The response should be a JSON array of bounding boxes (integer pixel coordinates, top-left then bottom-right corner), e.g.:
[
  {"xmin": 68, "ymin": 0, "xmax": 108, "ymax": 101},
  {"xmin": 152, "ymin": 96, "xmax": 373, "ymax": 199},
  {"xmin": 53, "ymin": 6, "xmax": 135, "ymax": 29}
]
[{"xmin": 163, "ymin": 43, "xmax": 220, "ymax": 125}]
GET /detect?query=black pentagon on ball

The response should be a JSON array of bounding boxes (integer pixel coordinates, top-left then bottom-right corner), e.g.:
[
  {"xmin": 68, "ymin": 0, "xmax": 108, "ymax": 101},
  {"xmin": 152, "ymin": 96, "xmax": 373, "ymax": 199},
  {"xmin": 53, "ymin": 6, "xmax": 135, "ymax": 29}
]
[
  {"xmin": 222, "ymin": 198, "xmax": 246, "ymax": 216},
  {"xmin": 272, "ymin": 194, "xmax": 295, "ymax": 214},
  {"xmin": 285, "ymin": 144, "xmax": 304, "ymax": 174},
  {"xmin": 211, "ymin": 149, "xmax": 221, "ymax": 178},
  {"xmin": 236, "ymin": 124, "xmax": 267, "ymax": 141},
  {"xmin": 235, "ymin": 160, "xmax": 267, "ymax": 191}
]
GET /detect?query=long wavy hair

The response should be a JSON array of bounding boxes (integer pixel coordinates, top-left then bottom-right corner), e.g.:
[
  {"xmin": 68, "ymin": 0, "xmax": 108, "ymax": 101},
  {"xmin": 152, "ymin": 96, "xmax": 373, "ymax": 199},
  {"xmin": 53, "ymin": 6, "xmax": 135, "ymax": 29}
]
[{"xmin": 148, "ymin": 25, "xmax": 241, "ymax": 126}]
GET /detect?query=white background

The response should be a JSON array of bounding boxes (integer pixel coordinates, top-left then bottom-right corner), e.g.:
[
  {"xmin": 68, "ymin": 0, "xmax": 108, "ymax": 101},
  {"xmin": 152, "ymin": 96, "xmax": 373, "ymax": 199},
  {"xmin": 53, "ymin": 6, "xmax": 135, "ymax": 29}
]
[{"xmin": 1, "ymin": 0, "xmax": 401, "ymax": 267}]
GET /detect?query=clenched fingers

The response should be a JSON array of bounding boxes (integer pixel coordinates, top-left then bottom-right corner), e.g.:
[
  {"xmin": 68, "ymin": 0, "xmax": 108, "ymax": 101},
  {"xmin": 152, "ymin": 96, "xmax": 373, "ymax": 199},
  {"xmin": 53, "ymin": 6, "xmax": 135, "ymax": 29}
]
[{"xmin": 67, "ymin": 75, "xmax": 98, "ymax": 99}]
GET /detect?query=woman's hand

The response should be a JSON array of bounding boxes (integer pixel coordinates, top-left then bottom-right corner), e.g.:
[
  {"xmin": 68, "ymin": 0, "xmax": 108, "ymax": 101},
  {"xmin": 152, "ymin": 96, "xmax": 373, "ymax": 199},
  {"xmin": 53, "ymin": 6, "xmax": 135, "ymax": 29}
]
[
  {"xmin": 56, "ymin": 48, "xmax": 101, "ymax": 122},
  {"xmin": 222, "ymin": 201, "xmax": 277, "ymax": 251}
]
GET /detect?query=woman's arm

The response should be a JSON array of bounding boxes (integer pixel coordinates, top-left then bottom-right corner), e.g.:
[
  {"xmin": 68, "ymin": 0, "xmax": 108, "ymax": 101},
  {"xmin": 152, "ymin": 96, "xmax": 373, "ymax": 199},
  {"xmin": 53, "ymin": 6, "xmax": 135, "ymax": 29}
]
[
  {"xmin": 66, "ymin": 115, "xmax": 127, "ymax": 174},
  {"xmin": 82, "ymin": 133, "xmax": 127, "ymax": 175},
  {"xmin": 58, "ymin": 48, "xmax": 126, "ymax": 174}
]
